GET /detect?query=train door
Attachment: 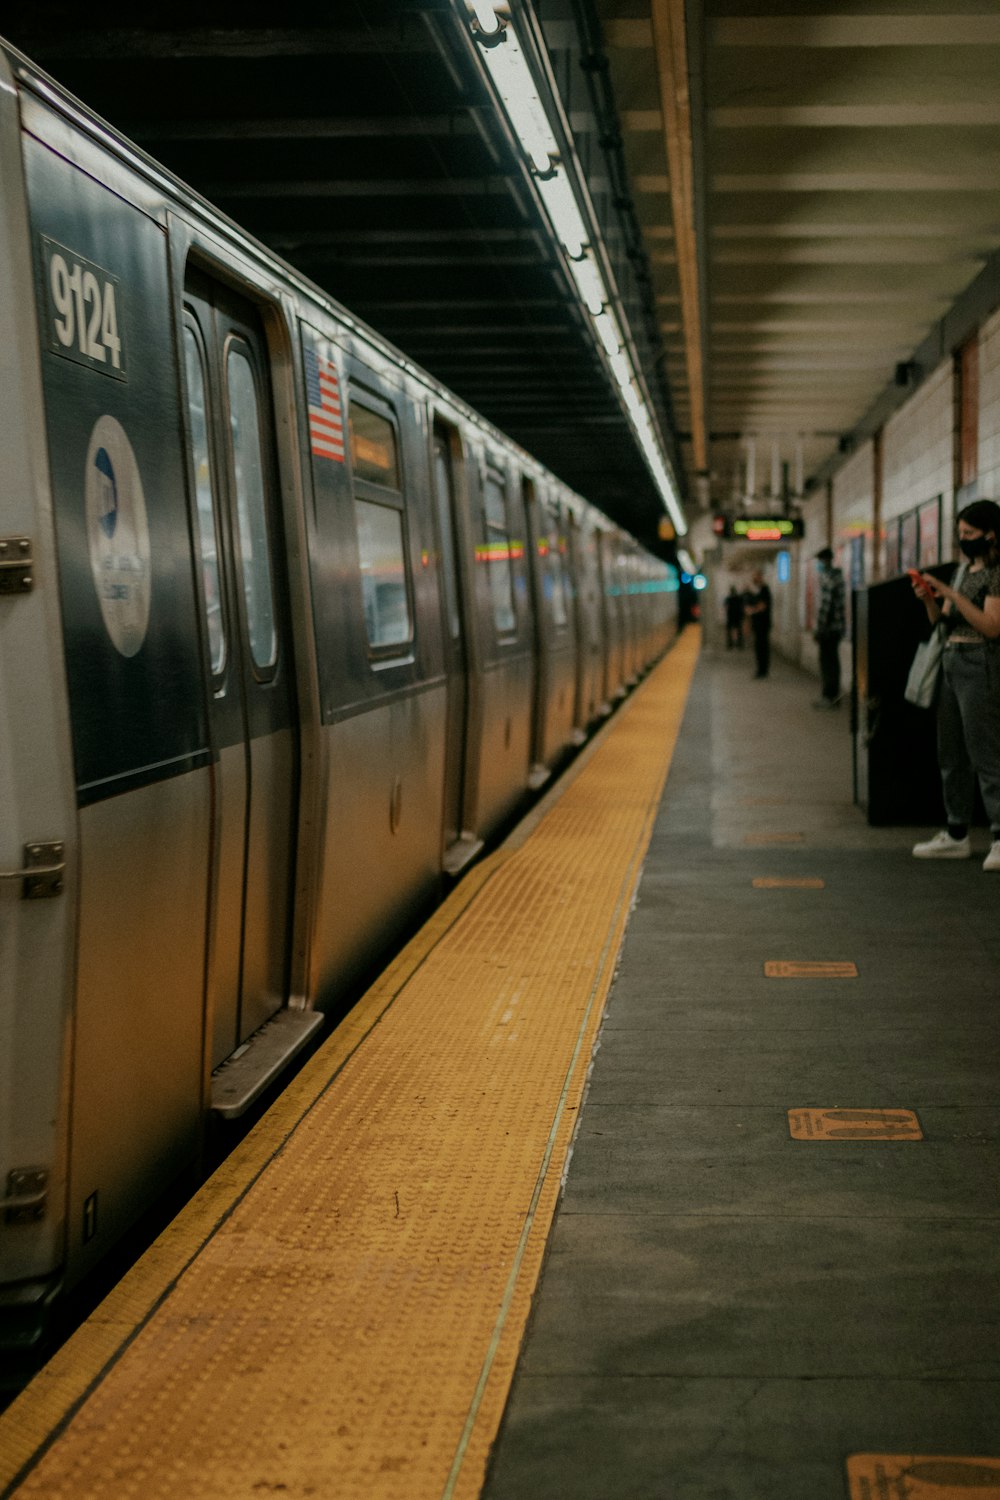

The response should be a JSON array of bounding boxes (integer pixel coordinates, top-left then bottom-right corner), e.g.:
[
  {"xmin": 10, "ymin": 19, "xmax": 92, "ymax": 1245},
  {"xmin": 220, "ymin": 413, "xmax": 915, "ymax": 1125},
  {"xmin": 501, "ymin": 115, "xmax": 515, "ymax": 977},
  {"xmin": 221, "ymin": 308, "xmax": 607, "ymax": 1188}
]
[
  {"xmin": 565, "ymin": 514, "xmax": 589, "ymax": 737},
  {"xmin": 432, "ymin": 424, "xmax": 479, "ymax": 874},
  {"xmin": 521, "ymin": 476, "xmax": 549, "ymax": 789},
  {"xmin": 182, "ymin": 270, "xmax": 299, "ymax": 1067}
]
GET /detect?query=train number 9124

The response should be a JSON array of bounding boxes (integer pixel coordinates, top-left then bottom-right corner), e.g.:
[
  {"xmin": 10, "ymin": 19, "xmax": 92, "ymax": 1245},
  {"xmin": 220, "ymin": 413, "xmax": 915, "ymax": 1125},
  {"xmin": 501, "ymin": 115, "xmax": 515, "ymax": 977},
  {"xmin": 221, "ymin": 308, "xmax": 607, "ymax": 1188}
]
[{"xmin": 43, "ymin": 238, "xmax": 126, "ymax": 380}]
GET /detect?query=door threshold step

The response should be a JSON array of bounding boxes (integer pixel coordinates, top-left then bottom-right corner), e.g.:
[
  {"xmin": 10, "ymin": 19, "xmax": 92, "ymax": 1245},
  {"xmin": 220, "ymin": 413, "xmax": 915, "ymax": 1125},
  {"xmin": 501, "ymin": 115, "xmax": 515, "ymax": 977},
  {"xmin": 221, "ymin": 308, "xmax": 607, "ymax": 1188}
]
[
  {"xmin": 443, "ymin": 833, "xmax": 485, "ymax": 877},
  {"xmin": 211, "ymin": 1008, "xmax": 324, "ymax": 1119}
]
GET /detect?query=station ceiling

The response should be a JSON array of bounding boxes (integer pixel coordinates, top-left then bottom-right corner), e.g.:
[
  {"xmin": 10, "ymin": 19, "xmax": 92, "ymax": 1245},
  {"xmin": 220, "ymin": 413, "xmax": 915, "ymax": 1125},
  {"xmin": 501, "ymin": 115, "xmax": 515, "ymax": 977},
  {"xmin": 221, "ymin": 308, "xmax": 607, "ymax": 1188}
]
[{"xmin": 6, "ymin": 2, "xmax": 1000, "ymax": 554}]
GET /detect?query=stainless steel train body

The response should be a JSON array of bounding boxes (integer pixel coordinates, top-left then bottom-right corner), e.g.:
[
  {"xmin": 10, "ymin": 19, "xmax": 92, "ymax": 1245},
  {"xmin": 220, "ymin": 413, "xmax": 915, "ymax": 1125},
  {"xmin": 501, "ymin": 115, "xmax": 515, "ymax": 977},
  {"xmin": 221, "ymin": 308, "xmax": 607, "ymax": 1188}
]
[{"xmin": 0, "ymin": 41, "xmax": 678, "ymax": 1342}]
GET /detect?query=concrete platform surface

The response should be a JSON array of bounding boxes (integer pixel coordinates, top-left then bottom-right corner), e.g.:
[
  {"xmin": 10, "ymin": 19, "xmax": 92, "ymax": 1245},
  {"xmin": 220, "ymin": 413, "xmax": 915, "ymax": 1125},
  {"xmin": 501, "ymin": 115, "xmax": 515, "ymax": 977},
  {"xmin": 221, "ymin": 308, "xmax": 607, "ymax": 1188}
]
[{"xmin": 484, "ymin": 645, "xmax": 1000, "ymax": 1500}]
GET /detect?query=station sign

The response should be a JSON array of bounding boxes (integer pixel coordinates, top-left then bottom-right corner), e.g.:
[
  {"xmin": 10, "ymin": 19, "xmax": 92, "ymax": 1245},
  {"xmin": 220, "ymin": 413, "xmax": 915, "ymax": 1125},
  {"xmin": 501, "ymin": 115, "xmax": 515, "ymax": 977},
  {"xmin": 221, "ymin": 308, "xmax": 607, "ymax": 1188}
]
[{"xmin": 713, "ymin": 515, "xmax": 804, "ymax": 542}]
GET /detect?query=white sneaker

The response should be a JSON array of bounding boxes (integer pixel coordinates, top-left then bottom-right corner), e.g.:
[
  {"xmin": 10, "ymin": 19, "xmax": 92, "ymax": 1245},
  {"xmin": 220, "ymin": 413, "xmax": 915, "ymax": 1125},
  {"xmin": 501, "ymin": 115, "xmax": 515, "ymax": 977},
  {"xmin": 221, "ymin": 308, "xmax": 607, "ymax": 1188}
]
[
  {"xmin": 912, "ymin": 830, "xmax": 972, "ymax": 859},
  {"xmin": 983, "ymin": 840, "xmax": 1000, "ymax": 871}
]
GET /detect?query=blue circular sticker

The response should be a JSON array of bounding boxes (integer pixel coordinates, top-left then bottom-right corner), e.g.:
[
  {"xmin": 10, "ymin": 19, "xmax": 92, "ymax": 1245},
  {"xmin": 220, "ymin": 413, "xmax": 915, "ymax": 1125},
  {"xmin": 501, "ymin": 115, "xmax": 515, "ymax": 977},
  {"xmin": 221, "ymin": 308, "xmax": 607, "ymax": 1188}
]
[{"xmin": 85, "ymin": 415, "xmax": 151, "ymax": 657}]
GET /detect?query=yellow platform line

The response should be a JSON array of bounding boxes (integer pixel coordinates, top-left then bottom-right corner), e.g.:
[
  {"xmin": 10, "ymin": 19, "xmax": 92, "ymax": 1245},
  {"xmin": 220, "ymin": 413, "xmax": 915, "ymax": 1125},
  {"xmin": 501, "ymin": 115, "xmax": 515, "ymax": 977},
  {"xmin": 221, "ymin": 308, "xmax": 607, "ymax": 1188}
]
[{"xmin": 0, "ymin": 629, "xmax": 700, "ymax": 1500}]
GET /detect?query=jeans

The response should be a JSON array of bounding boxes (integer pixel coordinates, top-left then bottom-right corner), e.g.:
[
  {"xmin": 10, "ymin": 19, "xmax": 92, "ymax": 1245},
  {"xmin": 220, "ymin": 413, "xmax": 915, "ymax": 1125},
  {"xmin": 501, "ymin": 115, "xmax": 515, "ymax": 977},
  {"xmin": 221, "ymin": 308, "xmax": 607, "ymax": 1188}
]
[{"xmin": 937, "ymin": 643, "xmax": 1000, "ymax": 831}]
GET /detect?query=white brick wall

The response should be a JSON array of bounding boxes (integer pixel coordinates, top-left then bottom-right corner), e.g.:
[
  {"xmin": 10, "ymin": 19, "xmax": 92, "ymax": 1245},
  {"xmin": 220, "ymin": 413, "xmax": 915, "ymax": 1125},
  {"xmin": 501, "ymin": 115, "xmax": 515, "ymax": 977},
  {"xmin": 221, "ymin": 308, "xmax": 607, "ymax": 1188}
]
[
  {"xmin": 882, "ymin": 357, "xmax": 954, "ymax": 525},
  {"xmin": 979, "ymin": 307, "xmax": 1000, "ymax": 499},
  {"xmin": 832, "ymin": 440, "xmax": 876, "ymax": 583}
]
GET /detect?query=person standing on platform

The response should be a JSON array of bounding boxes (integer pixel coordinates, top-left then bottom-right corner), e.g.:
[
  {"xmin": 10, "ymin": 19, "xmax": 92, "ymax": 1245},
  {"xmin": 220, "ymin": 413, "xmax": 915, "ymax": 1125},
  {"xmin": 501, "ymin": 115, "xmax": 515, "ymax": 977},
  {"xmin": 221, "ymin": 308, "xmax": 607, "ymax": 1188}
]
[
  {"xmin": 744, "ymin": 568, "xmax": 772, "ymax": 678},
  {"xmin": 724, "ymin": 585, "xmax": 745, "ymax": 649},
  {"xmin": 812, "ymin": 547, "xmax": 846, "ymax": 707},
  {"xmin": 910, "ymin": 499, "xmax": 1000, "ymax": 871}
]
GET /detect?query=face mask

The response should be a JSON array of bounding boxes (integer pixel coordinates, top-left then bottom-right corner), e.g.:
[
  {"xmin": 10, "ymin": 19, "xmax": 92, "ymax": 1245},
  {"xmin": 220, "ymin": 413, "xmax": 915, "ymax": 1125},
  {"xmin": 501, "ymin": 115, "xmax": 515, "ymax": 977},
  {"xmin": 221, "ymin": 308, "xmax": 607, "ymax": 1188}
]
[{"xmin": 959, "ymin": 535, "xmax": 991, "ymax": 559}]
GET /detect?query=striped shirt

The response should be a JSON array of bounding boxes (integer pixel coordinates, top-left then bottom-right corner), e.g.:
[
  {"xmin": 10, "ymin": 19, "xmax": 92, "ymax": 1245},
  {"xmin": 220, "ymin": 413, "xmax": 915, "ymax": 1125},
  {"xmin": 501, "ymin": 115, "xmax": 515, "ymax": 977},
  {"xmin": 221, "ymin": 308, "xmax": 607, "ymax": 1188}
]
[{"xmin": 816, "ymin": 566, "xmax": 846, "ymax": 635}]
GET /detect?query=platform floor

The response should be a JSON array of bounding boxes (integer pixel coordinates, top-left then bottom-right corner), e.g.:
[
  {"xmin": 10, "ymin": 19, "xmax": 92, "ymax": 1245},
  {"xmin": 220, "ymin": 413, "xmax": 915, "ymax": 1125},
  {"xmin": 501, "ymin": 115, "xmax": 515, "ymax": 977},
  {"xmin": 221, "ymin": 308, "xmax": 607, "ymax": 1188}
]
[
  {"xmin": 0, "ymin": 632, "xmax": 699, "ymax": 1500},
  {"xmin": 3, "ymin": 633, "xmax": 998, "ymax": 1500},
  {"xmin": 484, "ymin": 644, "xmax": 1000, "ymax": 1499}
]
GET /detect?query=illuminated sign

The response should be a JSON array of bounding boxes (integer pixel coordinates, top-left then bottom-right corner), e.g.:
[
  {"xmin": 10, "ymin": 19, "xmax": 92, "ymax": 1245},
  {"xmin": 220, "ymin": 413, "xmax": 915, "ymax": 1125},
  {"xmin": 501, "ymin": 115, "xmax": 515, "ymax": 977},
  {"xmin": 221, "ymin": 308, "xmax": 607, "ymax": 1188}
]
[{"xmin": 715, "ymin": 515, "xmax": 805, "ymax": 541}]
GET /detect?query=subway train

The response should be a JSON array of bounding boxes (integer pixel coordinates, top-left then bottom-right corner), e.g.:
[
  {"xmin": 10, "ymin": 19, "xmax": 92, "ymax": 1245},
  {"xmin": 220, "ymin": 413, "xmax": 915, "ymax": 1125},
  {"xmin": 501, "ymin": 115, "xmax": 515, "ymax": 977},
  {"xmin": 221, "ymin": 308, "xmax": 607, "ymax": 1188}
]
[{"xmin": 0, "ymin": 38, "xmax": 678, "ymax": 1350}]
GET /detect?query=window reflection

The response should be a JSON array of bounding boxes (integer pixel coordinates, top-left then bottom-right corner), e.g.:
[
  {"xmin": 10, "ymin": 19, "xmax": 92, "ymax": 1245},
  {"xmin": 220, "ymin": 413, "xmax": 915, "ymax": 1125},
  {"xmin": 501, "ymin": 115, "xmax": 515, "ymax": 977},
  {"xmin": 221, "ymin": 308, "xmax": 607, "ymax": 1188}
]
[
  {"xmin": 483, "ymin": 474, "xmax": 516, "ymax": 636},
  {"xmin": 227, "ymin": 346, "xmax": 277, "ymax": 671},
  {"xmin": 184, "ymin": 326, "xmax": 225, "ymax": 673}
]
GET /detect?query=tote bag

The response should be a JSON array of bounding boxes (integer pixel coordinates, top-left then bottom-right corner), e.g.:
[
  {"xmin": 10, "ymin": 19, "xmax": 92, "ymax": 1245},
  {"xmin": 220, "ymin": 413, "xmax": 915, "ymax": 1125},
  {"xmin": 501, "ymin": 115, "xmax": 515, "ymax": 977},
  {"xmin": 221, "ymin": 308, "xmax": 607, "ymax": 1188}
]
[
  {"xmin": 904, "ymin": 625, "xmax": 944, "ymax": 709},
  {"xmin": 903, "ymin": 563, "xmax": 967, "ymax": 709}
]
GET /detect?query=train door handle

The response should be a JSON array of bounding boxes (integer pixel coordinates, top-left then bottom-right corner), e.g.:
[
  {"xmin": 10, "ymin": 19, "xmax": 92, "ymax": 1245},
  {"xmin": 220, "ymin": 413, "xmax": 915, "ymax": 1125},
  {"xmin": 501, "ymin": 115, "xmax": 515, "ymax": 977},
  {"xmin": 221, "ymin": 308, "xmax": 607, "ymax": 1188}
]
[{"xmin": 0, "ymin": 842, "xmax": 66, "ymax": 899}]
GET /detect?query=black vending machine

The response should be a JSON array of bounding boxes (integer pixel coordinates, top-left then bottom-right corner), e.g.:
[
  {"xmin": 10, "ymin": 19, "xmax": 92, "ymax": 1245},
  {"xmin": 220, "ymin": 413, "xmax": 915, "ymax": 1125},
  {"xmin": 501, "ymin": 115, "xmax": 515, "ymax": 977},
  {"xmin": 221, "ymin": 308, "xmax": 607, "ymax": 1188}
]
[{"xmin": 852, "ymin": 569, "xmax": 950, "ymax": 825}]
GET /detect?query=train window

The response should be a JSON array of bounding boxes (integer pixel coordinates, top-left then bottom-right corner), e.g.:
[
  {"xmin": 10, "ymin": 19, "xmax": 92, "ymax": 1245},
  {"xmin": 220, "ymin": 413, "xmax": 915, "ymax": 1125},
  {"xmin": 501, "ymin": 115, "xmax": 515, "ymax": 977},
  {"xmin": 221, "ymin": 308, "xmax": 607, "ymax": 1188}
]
[
  {"xmin": 483, "ymin": 472, "xmax": 517, "ymax": 636},
  {"xmin": 349, "ymin": 396, "xmax": 412, "ymax": 653},
  {"xmin": 543, "ymin": 508, "xmax": 569, "ymax": 628},
  {"xmin": 183, "ymin": 323, "xmax": 226, "ymax": 674},
  {"xmin": 355, "ymin": 499, "xmax": 412, "ymax": 648},
  {"xmin": 226, "ymin": 344, "xmax": 277, "ymax": 671},
  {"xmin": 350, "ymin": 403, "xmax": 400, "ymax": 488}
]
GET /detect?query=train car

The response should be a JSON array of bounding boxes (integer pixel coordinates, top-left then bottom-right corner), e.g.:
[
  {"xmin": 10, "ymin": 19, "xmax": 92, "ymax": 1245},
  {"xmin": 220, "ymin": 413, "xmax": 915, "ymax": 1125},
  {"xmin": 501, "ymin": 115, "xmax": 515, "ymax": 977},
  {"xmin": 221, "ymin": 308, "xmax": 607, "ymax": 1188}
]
[{"xmin": 0, "ymin": 37, "xmax": 678, "ymax": 1351}]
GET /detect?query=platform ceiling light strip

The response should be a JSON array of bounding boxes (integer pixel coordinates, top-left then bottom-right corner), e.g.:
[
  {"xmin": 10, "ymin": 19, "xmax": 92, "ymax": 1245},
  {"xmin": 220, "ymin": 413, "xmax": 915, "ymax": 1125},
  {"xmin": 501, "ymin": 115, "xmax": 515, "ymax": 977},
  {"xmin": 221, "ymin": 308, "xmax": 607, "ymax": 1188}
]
[{"xmin": 465, "ymin": 0, "xmax": 686, "ymax": 537}]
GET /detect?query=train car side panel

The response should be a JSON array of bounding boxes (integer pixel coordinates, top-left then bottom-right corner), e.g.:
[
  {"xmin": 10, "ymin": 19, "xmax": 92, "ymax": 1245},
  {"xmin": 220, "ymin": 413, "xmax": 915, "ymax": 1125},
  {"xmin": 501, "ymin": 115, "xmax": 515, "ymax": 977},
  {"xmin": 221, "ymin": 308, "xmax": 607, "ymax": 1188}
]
[
  {"xmin": 22, "ymin": 128, "xmax": 211, "ymax": 1284},
  {"xmin": 0, "ymin": 55, "xmax": 78, "ymax": 1312},
  {"xmin": 464, "ymin": 452, "xmax": 536, "ymax": 834},
  {"xmin": 299, "ymin": 329, "xmax": 446, "ymax": 1003}
]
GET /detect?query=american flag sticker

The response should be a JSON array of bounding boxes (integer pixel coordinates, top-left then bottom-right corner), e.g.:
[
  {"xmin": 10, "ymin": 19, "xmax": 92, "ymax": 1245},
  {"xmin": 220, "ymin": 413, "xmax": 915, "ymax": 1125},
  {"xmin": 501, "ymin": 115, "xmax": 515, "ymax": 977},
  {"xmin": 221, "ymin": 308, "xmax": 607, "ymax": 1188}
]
[{"xmin": 304, "ymin": 343, "xmax": 345, "ymax": 462}]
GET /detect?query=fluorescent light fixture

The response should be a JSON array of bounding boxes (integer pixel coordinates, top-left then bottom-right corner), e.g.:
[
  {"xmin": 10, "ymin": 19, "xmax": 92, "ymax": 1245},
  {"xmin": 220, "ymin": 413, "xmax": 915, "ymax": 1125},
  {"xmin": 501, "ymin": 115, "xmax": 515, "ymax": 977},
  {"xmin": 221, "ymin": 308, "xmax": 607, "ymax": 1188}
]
[
  {"xmin": 566, "ymin": 250, "xmax": 606, "ymax": 315},
  {"xmin": 469, "ymin": 0, "xmax": 503, "ymax": 32},
  {"xmin": 608, "ymin": 351, "xmax": 631, "ymax": 390},
  {"xmin": 593, "ymin": 309, "xmax": 622, "ymax": 359},
  {"xmin": 622, "ymin": 381, "xmax": 644, "ymax": 416},
  {"xmin": 534, "ymin": 168, "xmax": 589, "ymax": 258},
  {"xmin": 465, "ymin": 0, "xmax": 687, "ymax": 536},
  {"xmin": 475, "ymin": 19, "xmax": 558, "ymax": 173}
]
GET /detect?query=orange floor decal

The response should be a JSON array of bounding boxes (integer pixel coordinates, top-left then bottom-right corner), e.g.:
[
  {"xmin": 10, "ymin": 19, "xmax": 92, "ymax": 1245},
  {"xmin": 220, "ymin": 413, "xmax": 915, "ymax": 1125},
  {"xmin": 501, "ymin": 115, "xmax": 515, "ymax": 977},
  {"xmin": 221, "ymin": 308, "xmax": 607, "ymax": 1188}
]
[
  {"xmin": 847, "ymin": 1454, "xmax": 1000, "ymax": 1497},
  {"xmin": 752, "ymin": 877, "xmax": 825, "ymax": 889},
  {"xmin": 788, "ymin": 1109, "xmax": 923, "ymax": 1141},
  {"xmin": 764, "ymin": 960, "xmax": 858, "ymax": 977}
]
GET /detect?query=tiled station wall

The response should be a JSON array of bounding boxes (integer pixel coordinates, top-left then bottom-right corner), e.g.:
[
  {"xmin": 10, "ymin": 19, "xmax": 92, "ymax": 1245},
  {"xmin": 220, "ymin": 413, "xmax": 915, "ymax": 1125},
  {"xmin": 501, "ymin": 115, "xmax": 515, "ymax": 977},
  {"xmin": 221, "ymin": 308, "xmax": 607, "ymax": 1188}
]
[
  {"xmin": 771, "ymin": 304, "xmax": 1000, "ymax": 678},
  {"xmin": 979, "ymin": 306, "xmax": 1000, "ymax": 497}
]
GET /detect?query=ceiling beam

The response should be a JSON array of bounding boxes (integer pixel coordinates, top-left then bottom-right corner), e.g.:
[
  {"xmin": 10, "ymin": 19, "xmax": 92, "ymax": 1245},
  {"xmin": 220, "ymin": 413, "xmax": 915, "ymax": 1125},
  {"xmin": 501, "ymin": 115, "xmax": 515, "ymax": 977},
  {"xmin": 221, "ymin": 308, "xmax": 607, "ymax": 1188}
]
[
  {"xmin": 711, "ymin": 15, "xmax": 1000, "ymax": 47},
  {"xmin": 202, "ymin": 178, "xmax": 517, "ymax": 199},
  {"xmin": 712, "ymin": 104, "xmax": 1000, "ymax": 128},
  {"xmin": 6, "ymin": 26, "xmax": 435, "ymax": 61},
  {"xmin": 126, "ymin": 115, "xmax": 480, "ymax": 142},
  {"xmin": 649, "ymin": 0, "xmax": 708, "ymax": 473}
]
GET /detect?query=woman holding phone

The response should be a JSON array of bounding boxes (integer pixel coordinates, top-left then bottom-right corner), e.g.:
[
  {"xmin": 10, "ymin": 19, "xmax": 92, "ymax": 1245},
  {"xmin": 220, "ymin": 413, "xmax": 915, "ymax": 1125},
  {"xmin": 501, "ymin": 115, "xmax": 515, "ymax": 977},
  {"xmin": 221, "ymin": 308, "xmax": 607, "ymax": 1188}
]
[{"xmin": 910, "ymin": 499, "xmax": 1000, "ymax": 869}]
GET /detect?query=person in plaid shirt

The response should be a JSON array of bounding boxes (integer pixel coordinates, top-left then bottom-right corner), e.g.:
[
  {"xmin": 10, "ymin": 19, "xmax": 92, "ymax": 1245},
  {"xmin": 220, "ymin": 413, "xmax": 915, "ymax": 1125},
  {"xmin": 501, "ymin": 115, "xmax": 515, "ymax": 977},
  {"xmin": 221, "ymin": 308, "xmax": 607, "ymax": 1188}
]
[{"xmin": 813, "ymin": 547, "xmax": 846, "ymax": 707}]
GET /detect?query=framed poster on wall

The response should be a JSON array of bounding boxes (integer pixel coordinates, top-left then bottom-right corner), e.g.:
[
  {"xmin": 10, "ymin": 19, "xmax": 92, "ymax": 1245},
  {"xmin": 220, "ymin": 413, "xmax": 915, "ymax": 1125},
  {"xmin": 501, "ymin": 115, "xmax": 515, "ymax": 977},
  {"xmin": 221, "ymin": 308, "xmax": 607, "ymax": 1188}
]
[
  {"xmin": 918, "ymin": 497, "xmax": 941, "ymax": 567},
  {"xmin": 900, "ymin": 511, "xmax": 919, "ymax": 572},
  {"xmin": 884, "ymin": 523, "xmax": 901, "ymax": 578}
]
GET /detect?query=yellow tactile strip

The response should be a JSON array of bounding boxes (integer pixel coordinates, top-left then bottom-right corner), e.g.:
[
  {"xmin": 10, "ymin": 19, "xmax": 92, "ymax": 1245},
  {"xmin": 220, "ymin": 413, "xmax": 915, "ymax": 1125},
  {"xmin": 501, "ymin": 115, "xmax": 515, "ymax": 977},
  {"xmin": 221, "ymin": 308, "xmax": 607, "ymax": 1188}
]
[{"xmin": 0, "ymin": 630, "xmax": 700, "ymax": 1500}]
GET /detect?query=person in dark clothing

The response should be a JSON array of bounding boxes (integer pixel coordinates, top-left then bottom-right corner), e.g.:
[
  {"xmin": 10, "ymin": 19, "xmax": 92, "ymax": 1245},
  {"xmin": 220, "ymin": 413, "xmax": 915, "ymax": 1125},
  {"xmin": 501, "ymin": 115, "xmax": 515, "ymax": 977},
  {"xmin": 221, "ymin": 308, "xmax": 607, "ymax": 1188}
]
[
  {"xmin": 744, "ymin": 568, "xmax": 772, "ymax": 678},
  {"xmin": 910, "ymin": 499, "xmax": 1000, "ymax": 871},
  {"xmin": 812, "ymin": 546, "xmax": 846, "ymax": 707},
  {"xmin": 724, "ymin": 586, "xmax": 744, "ymax": 648}
]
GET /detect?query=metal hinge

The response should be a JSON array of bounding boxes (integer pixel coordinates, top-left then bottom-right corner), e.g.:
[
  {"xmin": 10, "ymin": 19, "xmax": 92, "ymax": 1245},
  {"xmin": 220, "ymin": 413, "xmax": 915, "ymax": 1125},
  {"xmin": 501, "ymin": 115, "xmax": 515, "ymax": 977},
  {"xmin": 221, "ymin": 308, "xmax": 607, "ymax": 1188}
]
[
  {"xmin": 4, "ymin": 1169, "xmax": 48, "ymax": 1225},
  {"xmin": 0, "ymin": 538, "xmax": 33, "ymax": 595},
  {"xmin": 0, "ymin": 843, "xmax": 66, "ymax": 900}
]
